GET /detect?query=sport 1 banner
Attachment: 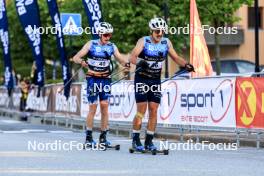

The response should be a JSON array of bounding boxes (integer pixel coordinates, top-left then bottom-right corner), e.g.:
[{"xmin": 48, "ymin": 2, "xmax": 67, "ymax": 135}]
[
  {"xmin": 0, "ymin": 0, "xmax": 14, "ymax": 91},
  {"xmin": 81, "ymin": 78, "xmax": 236, "ymax": 128},
  {"xmin": 82, "ymin": 0, "xmax": 103, "ymax": 39},
  {"xmin": 46, "ymin": 0, "xmax": 72, "ymax": 99},
  {"xmin": 15, "ymin": 0, "xmax": 45, "ymax": 87}
]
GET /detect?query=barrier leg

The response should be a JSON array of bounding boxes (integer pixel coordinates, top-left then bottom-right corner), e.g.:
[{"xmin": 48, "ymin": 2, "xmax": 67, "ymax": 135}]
[
  {"xmin": 236, "ymin": 130, "xmax": 240, "ymax": 148},
  {"xmin": 70, "ymin": 120, "xmax": 73, "ymax": 129},
  {"xmin": 116, "ymin": 124, "xmax": 119, "ymax": 137},
  {"xmin": 180, "ymin": 127, "xmax": 184, "ymax": 142},
  {"xmin": 65, "ymin": 119, "xmax": 68, "ymax": 127},
  {"xmin": 196, "ymin": 128, "xmax": 200, "ymax": 143},
  {"xmin": 256, "ymin": 132, "xmax": 261, "ymax": 149},
  {"xmin": 56, "ymin": 119, "xmax": 59, "ymax": 127}
]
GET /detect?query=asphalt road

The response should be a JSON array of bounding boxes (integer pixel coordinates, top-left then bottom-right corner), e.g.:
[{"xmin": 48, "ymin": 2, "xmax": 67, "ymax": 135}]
[{"xmin": 0, "ymin": 116, "xmax": 264, "ymax": 176}]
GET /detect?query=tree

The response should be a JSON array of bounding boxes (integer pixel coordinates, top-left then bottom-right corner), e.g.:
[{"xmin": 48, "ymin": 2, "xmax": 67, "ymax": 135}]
[{"xmin": 1, "ymin": 0, "xmax": 253, "ymax": 79}]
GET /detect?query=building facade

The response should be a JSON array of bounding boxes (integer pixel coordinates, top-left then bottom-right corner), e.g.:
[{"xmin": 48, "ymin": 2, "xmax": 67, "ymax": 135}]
[{"xmin": 168, "ymin": 2, "xmax": 264, "ymax": 76}]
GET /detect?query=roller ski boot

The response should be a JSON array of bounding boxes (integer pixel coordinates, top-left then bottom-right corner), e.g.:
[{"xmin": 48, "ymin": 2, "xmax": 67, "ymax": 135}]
[
  {"xmin": 99, "ymin": 131, "xmax": 120, "ymax": 151},
  {"xmin": 129, "ymin": 133, "xmax": 145, "ymax": 154},
  {"xmin": 144, "ymin": 134, "xmax": 169, "ymax": 155},
  {"xmin": 83, "ymin": 131, "xmax": 97, "ymax": 150}
]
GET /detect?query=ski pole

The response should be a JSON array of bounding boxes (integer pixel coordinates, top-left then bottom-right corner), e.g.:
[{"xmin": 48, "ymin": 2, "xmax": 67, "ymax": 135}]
[
  {"xmin": 111, "ymin": 67, "xmax": 141, "ymax": 86},
  {"xmin": 110, "ymin": 68, "xmax": 127, "ymax": 77},
  {"xmin": 58, "ymin": 66, "xmax": 83, "ymax": 94},
  {"xmin": 161, "ymin": 69, "xmax": 189, "ymax": 84}
]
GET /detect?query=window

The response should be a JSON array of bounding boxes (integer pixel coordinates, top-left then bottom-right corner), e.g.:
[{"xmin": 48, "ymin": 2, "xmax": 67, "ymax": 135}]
[
  {"xmin": 248, "ymin": 7, "xmax": 263, "ymax": 29},
  {"xmin": 221, "ymin": 61, "xmax": 238, "ymax": 73},
  {"xmin": 236, "ymin": 61, "xmax": 255, "ymax": 73}
]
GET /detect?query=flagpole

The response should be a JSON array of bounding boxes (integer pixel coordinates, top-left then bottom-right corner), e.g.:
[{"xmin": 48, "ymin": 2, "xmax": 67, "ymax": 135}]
[
  {"xmin": 164, "ymin": 0, "xmax": 169, "ymax": 78},
  {"xmin": 254, "ymin": 0, "xmax": 260, "ymax": 73}
]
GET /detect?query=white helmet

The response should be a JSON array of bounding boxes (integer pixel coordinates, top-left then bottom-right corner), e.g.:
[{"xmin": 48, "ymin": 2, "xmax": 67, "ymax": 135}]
[
  {"xmin": 149, "ymin": 17, "xmax": 168, "ymax": 32},
  {"xmin": 97, "ymin": 22, "xmax": 113, "ymax": 34}
]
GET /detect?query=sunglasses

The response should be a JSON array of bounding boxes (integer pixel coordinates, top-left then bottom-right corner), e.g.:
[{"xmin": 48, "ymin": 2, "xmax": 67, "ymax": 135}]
[
  {"xmin": 102, "ymin": 33, "xmax": 112, "ymax": 38},
  {"xmin": 153, "ymin": 30, "xmax": 165, "ymax": 35}
]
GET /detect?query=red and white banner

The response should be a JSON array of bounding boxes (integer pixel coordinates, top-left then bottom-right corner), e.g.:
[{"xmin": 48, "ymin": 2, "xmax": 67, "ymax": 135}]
[
  {"xmin": 236, "ymin": 78, "xmax": 264, "ymax": 129},
  {"xmin": 158, "ymin": 78, "xmax": 236, "ymax": 127}
]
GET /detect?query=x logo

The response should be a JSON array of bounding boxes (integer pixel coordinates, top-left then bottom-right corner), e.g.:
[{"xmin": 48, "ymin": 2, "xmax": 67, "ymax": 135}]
[{"xmin": 238, "ymin": 87, "xmax": 253, "ymax": 118}]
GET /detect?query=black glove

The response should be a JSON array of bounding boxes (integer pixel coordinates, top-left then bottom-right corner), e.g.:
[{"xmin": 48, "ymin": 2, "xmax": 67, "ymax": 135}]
[
  {"xmin": 137, "ymin": 60, "xmax": 149, "ymax": 69},
  {"xmin": 185, "ymin": 63, "xmax": 195, "ymax": 72},
  {"xmin": 124, "ymin": 62, "xmax": 130, "ymax": 68}
]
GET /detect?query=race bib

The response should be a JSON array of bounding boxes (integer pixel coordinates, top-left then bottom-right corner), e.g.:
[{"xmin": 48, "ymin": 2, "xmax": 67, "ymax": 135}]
[
  {"xmin": 88, "ymin": 59, "xmax": 110, "ymax": 68},
  {"xmin": 147, "ymin": 61, "xmax": 163, "ymax": 70}
]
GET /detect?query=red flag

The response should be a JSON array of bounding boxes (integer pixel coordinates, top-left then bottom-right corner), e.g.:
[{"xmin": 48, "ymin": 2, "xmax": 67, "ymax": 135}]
[{"xmin": 190, "ymin": 0, "xmax": 213, "ymax": 77}]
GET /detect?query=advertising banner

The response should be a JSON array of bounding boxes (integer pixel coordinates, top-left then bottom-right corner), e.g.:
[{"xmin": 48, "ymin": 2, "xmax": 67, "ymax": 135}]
[
  {"xmin": 26, "ymin": 86, "xmax": 53, "ymax": 112},
  {"xmin": 82, "ymin": 0, "xmax": 103, "ymax": 39},
  {"xmin": 80, "ymin": 78, "xmax": 236, "ymax": 128},
  {"xmin": 236, "ymin": 77, "xmax": 264, "ymax": 129},
  {"xmin": 15, "ymin": 0, "xmax": 45, "ymax": 87},
  {"xmin": 46, "ymin": 0, "xmax": 72, "ymax": 99},
  {"xmin": 51, "ymin": 84, "xmax": 81, "ymax": 116},
  {"xmin": 0, "ymin": 0, "xmax": 14, "ymax": 90}
]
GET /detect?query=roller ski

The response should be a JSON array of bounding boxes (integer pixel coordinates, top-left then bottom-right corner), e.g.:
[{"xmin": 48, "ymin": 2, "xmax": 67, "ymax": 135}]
[
  {"xmin": 129, "ymin": 133, "xmax": 169, "ymax": 155},
  {"xmin": 99, "ymin": 131, "xmax": 120, "ymax": 151},
  {"xmin": 144, "ymin": 134, "xmax": 169, "ymax": 155}
]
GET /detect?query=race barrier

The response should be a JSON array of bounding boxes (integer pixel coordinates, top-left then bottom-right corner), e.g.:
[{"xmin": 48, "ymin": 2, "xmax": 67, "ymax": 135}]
[
  {"xmin": 86, "ymin": 78, "xmax": 236, "ymax": 128},
  {"xmin": 1, "ymin": 77, "xmax": 264, "ymax": 130}
]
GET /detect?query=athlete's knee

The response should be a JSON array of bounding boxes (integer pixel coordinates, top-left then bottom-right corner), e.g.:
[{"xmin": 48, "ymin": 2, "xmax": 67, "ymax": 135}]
[
  {"xmin": 100, "ymin": 100, "xmax": 109, "ymax": 107},
  {"xmin": 135, "ymin": 112, "xmax": 145, "ymax": 119},
  {"xmin": 88, "ymin": 105, "xmax": 97, "ymax": 114}
]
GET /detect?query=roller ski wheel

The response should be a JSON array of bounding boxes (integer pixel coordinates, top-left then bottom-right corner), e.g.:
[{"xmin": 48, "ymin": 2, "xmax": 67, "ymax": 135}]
[
  {"xmin": 129, "ymin": 147, "xmax": 145, "ymax": 154},
  {"xmin": 154, "ymin": 149, "xmax": 169, "ymax": 155},
  {"xmin": 104, "ymin": 144, "xmax": 120, "ymax": 151},
  {"xmin": 151, "ymin": 149, "xmax": 157, "ymax": 155},
  {"xmin": 163, "ymin": 149, "xmax": 169, "ymax": 155},
  {"xmin": 83, "ymin": 142, "xmax": 97, "ymax": 150},
  {"xmin": 99, "ymin": 132, "xmax": 120, "ymax": 151}
]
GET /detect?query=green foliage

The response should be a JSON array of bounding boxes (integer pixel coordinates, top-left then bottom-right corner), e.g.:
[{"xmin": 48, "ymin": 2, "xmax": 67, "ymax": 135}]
[{"xmin": 0, "ymin": 0, "xmax": 253, "ymax": 80}]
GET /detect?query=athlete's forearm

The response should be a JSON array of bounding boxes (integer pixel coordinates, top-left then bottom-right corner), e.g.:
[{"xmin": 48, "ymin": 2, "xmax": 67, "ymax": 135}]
[
  {"xmin": 174, "ymin": 55, "xmax": 188, "ymax": 67},
  {"xmin": 73, "ymin": 41, "xmax": 91, "ymax": 64},
  {"xmin": 114, "ymin": 49, "xmax": 129, "ymax": 67},
  {"xmin": 73, "ymin": 54, "xmax": 83, "ymax": 64},
  {"xmin": 130, "ymin": 38, "xmax": 144, "ymax": 65},
  {"xmin": 130, "ymin": 53, "xmax": 138, "ymax": 65},
  {"xmin": 116, "ymin": 55, "xmax": 128, "ymax": 66}
]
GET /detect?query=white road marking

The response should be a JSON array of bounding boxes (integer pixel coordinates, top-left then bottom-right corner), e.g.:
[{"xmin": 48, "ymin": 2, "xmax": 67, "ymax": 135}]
[
  {"xmin": 0, "ymin": 120, "xmax": 22, "ymax": 124},
  {"xmin": 48, "ymin": 131, "xmax": 73, "ymax": 134},
  {"xmin": 21, "ymin": 129, "xmax": 47, "ymax": 133},
  {"xmin": 0, "ymin": 152, "xmax": 55, "ymax": 157},
  {"xmin": 0, "ymin": 169, "xmax": 135, "ymax": 174},
  {"xmin": 2, "ymin": 131, "xmax": 28, "ymax": 134}
]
